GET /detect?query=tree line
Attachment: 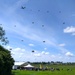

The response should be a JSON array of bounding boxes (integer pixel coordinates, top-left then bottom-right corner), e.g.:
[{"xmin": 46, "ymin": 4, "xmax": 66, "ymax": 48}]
[
  {"xmin": 27, "ymin": 61, "xmax": 75, "ymax": 65},
  {"xmin": 0, "ymin": 25, "xmax": 14, "ymax": 75}
]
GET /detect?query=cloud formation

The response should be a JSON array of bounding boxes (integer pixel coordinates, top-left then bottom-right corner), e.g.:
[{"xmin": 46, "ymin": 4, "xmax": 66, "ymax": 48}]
[
  {"xmin": 65, "ymin": 52, "xmax": 74, "ymax": 57},
  {"xmin": 41, "ymin": 51, "xmax": 49, "ymax": 55},
  {"xmin": 4, "ymin": 45, "xmax": 75, "ymax": 62},
  {"xmin": 64, "ymin": 26, "xmax": 75, "ymax": 35}
]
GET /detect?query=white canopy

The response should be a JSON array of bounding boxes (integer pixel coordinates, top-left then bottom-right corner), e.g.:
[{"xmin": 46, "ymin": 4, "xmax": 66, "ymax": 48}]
[{"xmin": 24, "ymin": 64, "xmax": 34, "ymax": 68}]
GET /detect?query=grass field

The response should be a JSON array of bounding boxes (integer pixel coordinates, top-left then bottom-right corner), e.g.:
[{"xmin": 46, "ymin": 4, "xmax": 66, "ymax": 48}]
[
  {"xmin": 12, "ymin": 65, "xmax": 75, "ymax": 75},
  {"xmin": 13, "ymin": 70, "xmax": 75, "ymax": 75}
]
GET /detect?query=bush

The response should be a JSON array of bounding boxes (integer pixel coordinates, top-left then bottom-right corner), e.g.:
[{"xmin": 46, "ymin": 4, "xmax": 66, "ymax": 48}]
[{"xmin": 0, "ymin": 45, "xmax": 14, "ymax": 75}]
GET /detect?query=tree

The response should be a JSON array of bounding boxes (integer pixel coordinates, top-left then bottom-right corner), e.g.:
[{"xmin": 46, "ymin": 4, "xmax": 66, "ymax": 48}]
[
  {"xmin": 0, "ymin": 46, "xmax": 14, "ymax": 75},
  {"xmin": 0, "ymin": 25, "xmax": 9, "ymax": 45},
  {"xmin": 0, "ymin": 26, "xmax": 14, "ymax": 75}
]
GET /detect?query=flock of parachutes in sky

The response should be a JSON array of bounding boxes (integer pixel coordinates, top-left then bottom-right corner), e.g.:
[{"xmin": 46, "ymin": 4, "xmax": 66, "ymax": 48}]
[
  {"xmin": 20, "ymin": 6, "xmax": 65, "ymax": 53},
  {"xmin": 13, "ymin": 6, "xmax": 49, "ymax": 53},
  {"xmin": 0, "ymin": 5, "xmax": 65, "ymax": 54}
]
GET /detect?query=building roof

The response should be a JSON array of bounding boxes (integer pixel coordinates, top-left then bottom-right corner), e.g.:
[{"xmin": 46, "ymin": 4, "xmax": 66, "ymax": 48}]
[{"xmin": 14, "ymin": 62, "xmax": 25, "ymax": 66}]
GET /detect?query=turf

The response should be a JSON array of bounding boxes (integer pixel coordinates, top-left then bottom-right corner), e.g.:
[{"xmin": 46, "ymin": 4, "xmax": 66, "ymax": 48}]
[
  {"xmin": 12, "ymin": 64, "xmax": 75, "ymax": 75},
  {"xmin": 12, "ymin": 69, "xmax": 75, "ymax": 75}
]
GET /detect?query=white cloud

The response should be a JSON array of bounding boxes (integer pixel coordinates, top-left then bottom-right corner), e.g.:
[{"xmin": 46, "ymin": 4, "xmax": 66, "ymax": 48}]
[
  {"xmin": 44, "ymin": 48, "xmax": 47, "ymax": 50},
  {"xmin": 33, "ymin": 51, "xmax": 49, "ymax": 57},
  {"xmin": 29, "ymin": 44, "xmax": 34, "ymax": 47},
  {"xmin": 6, "ymin": 46, "xmax": 12, "ymax": 50},
  {"xmin": 4, "ymin": 45, "xmax": 75, "ymax": 62},
  {"xmin": 65, "ymin": 52, "xmax": 74, "ymax": 57},
  {"xmin": 59, "ymin": 43, "xmax": 65, "ymax": 47},
  {"xmin": 45, "ymin": 52, "xmax": 49, "ymax": 55},
  {"xmin": 5, "ymin": 46, "xmax": 31, "ymax": 61},
  {"xmin": 11, "ymin": 48, "xmax": 26, "ymax": 58},
  {"xmin": 41, "ymin": 51, "xmax": 45, "ymax": 54},
  {"xmin": 34, "ymin": 53, "xmax": 41, "ymax": 57},
  {"xmin": 41, "ymin": 51, "xmax": 49, "ymax": 55},
  {"xmin": 63, "ymin": 26, "xmax": 75, "ymax": 35}
]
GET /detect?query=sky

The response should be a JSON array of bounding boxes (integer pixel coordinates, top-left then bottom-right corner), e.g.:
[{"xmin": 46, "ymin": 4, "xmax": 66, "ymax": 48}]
[{"xmin": 0, "ymin": 0, "xmax": 75, "ymax": 62}]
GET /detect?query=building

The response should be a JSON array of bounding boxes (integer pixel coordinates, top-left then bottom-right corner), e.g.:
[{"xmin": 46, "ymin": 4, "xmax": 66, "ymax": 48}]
[{"xmin": 13, "ymin": 61, "xmax": 25, "ymax": 69}]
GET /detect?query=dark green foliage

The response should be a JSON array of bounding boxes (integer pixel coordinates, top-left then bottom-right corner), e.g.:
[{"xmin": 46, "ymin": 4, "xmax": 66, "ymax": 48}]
[
  {"xmin": 0, "ymin": 45, "xmax": 14, "ymax": 75},
  {"xmin": 0, "ymin": 26, "xmax": 14, "ymax": 75},
  {"xmin": 0, "ymin": 26, "xmax": 9, "ymax": 45}
]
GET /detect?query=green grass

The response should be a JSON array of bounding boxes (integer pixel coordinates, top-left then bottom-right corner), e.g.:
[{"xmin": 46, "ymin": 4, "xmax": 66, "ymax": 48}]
[
  {"xmin": 12, "ymin": 65, "xmax": 75, "ymax": 75},
  {"xmin": 12, "ymin": 69, "xmax": 75, "ymax": 75}
]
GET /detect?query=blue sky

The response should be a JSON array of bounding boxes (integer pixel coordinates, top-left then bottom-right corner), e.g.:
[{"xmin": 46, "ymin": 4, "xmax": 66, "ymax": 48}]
[{"xmin": 0, "ymin": 0, "xmax": 75, "ymax": 62}]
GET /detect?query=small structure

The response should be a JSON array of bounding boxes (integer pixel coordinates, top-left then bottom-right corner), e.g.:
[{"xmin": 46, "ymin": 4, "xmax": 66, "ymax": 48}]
[
  {"xmin": 13, "ymin": 61, "xmax": 25, "ymax": 70},
  {"xmin": 24, "ymin": 64, "xmax": 34, "ymax": 70}
]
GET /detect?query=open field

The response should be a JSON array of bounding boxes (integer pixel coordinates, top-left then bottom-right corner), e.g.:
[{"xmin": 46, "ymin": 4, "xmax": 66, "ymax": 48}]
[
  {"xmin": 12, "ymin": 65, "xmax": 75, "ymax": 75},
  {"xmin": 12, "ymin": 70, "xmax": 75, "ymax": 75}
]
